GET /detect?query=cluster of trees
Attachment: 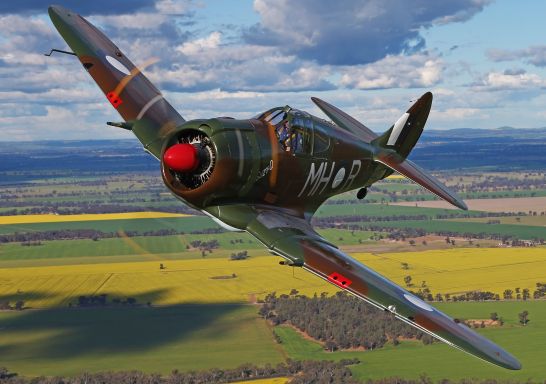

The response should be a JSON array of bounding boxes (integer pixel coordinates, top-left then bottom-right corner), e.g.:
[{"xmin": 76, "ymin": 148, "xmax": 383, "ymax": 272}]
[
  {"xmin": 461, "ymin": 174, "xmax": 546, "ymax": 194},
  {"xmin": 502, "ymin": 287, "xmax": 532, "ymax": 300},
  {"xmin": 0, "ymin": 229, "xmax": 179, "ymax": 244},
  {"xmin": 0, "ymin": 359, "xmax": 360, "ymax": 384},
  {"xmin": 0, "ymin": 301, "xmax": 24, "ymax": 311},
  {"xmin": 73, "ymin": 295, "xmax": 138, "ymax": 307},
  {"xmin": 230, "ymin": 251, "xmax": 249, "ymax": 260},
  {"xmin": 19, "ymin": 241, "xmax": 42, "ymax": 247},
  {"xmin": 534, "ymin": 283, "xmax": 546, "ymax": 298},
  {"xmin": 404, "ymin": 281, "xmax": 546, "ymax": 303},
  {"xmin": 189, "ymin": 240, "xmax": 219, "ymax": 253},
  {"xmin": 314, "ymin": 214, "xmax": 430, "ymax": 224},
  {"xmin": 314, "ymin": 218, "xmax": 540, "ymax": 244},
  {"xmin": 229, "ymin": 238, "xmax": 248, "ymax": 245},
  {"xmin": 0, "ymin": 228, "xmax": 226, "ymax": 244},
  {"xmin": 0, "ymin": 201, "xmax": 198, "ymax": 217},
  {"xmin": 259, "ymin": 292, "xmax": 433, "ymax": 351},
  {"xmin": 0, "ymin": 359, "xmax": 543, "ymax": 383}
]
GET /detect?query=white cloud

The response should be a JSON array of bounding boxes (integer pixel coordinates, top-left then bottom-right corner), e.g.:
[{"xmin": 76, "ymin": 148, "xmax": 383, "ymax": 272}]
[
  {"xmin": 433, "ymin": 107, "xmax": 486, "ymax": 120},
  {"xmin": 487, "ymin": 45, "xmax": 546, "ymax": 67},
  {"xmin": 155, "ymin": 0, "xmax": 192, "ymax": 14},
  {"xmin": 0, "ymin": 14, "xmax": 54, "ymax": 37},
  {"xmin": 176, "ymin": 31, "xmax": 222, "ymax": 56},
  {"xmin": 91, "ymin": 13, "xmax": 168, "ymax": 30},
  {"xmin": 340, "ymin": 54, "xmax": 444, "ymax": 89},
  {"xmin": 474, "ymin": 71, "xmax": 546, "ymax": 91},
  {"xmin": 0, "ymin": 105, "xmax": 125, "ymax": 141},
  {"xmin": 189, "ymin": 89, "xmax": 265, "ymax": 101}
]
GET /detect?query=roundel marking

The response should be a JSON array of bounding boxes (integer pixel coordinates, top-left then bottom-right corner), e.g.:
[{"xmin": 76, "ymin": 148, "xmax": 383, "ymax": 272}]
[
  {"xmin": 404, "ymin": 293, "xmax": 433, "ymax": 311},
  {"xmin": 332, "ymin": 167, "xmax": 346, "ymax": 189},
  {"xmin": 105, "ymin": 55, "xmax": 131, "ymax": 75}
]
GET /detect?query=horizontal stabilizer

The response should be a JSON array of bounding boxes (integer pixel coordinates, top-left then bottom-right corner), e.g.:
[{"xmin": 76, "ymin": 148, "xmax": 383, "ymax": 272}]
[
  {"xmin": 375, "ymin": 150, "xmax": 468, "ymax": 210},
  {"xmin": 311, "ymin": 97, "xmax": 378, "ymax": 142}
]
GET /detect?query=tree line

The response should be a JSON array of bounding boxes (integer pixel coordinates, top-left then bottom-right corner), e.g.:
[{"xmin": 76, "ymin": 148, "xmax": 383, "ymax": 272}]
[
  {"xmin": 0, "ymin": 359, "xmax": 360, "ymax": 384},
  {"xmin": 405, "ymin": 282, "xmax": 546, "ymax": 303},
  {"xmin": 2, "ymin": 362, "xmax": 540, "ymax": 384},
  {"xmin": 0, "ymin": 228, "xmax": 224, "ymax": 244},
  {"xmin": 313, "ymin": 217, "xmax": 545, "ymax": 243}
]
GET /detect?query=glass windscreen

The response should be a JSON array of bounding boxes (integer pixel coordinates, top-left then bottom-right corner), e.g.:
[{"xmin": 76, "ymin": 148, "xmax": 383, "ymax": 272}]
[{"xmin": 258, "ymin": 107, "xmax": 312, "ymax": 155}]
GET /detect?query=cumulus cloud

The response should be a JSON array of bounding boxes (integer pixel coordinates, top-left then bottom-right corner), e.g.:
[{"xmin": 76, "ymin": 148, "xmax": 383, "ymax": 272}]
[
  {"xmin": 148, "ymin": 31, "xmax": 335, "ymax": 92},
  {"xmin": 177, "ymin": 31, "xmax": 222, "ymax": 56},
  {"xmin": 244, "ymin": 0, "xmax": 489, "ymax": 65},
  {"xmin": 487, "ymin": 45, "xmax": 546, "ymax": 67},
  {"xmin": 340, "ymin": 53, "xmax": 444, "ymax": 89},
  {"xmin": 0, "ymin": 0, "xmax": 156, "ymax": 15},
  {"xmin": 472, "ymin": 70, "xmax": 546, "ymax": 91},
  {"xmin": 155, "ymin": 0, "xmax": 193, "ymax": 15},
  {"xmin": 0, "ymin": 104, "xmax": 125, "ymax": 141}
]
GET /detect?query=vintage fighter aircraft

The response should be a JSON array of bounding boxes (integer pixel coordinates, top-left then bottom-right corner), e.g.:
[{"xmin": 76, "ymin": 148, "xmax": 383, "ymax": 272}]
[{"xmin": 48, "ymin": 5, "xmax": 521, "ymax": 370}]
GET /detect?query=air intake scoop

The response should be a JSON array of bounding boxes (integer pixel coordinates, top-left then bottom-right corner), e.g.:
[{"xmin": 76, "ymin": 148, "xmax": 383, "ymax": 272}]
[{"xmin": 163, "ymin": 143, "xmax": 199, "ymax": 172}]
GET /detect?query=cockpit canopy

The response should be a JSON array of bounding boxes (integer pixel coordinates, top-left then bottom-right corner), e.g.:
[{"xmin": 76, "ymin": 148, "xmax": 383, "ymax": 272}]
[{"xmin": 256, "ymin": 106, "xmax": 330, "ymax": 156}]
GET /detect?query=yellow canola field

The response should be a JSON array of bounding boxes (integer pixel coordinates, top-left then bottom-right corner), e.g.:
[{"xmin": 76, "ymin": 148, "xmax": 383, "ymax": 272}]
[
  {"xmin": 386, "ymin": 174, "xmax": 405, "ymax": 180},
  {"xmin": 0, "ymin": 211, "xmax": 191, "ymax": 225},
  {"xmin": 0, "ymin": 248, "xmax": 544, "ymax": 308},
  {"xmin": 355, "ymin": 248, "xmax": 546, "ymax": 295},
  {"xmin": 232, "ymin": 379, "xmax": 288, "ymax": 384}
]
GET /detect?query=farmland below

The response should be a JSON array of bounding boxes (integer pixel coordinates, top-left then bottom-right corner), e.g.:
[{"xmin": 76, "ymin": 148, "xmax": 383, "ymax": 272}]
[{"xmin": 0, "ymin": 136, "xmax": 545, "ymax": 382}]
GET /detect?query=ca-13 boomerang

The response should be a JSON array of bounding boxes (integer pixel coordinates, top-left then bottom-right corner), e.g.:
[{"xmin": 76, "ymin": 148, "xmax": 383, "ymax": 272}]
[{"xmin": 48, "ymin": 5, "xmax": 521, "ymax": 370}]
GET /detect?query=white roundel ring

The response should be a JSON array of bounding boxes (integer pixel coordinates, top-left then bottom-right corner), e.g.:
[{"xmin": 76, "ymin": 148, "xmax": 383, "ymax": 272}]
[
  {"xmin": 404, "ymin": 293, "xmax": 433, "ymax": 311},
  {"xmin": 332, "ymin": 167, "xmax": 346, "ymax": 188},
  {"xmin": 105, "ymin": 55, "xmax": 131, "ymax": 75}
]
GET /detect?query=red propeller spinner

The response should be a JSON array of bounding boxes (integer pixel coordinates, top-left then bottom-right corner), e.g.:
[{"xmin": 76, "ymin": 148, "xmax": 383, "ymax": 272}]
[{"xmin": 163, "ymin": 143, "xmax": 199, "ymax": 172}]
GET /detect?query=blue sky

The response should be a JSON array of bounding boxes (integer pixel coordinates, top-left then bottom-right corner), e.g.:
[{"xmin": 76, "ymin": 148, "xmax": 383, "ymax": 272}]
[{"xmin": 1, "ymin": 0, "xmax": 546, "ymax": 141}]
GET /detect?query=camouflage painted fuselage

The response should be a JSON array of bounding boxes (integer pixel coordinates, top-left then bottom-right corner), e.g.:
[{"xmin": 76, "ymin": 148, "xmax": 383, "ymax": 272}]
[{"xmin": 161, "ymin": 114, "xmax": 386, "ymax": 221}]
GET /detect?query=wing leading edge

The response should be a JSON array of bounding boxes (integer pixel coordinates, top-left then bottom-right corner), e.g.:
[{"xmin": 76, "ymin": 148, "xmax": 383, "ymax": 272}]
[{"xmin": 243, "ymin": 207, "xmax": 521, "ymax": 370}]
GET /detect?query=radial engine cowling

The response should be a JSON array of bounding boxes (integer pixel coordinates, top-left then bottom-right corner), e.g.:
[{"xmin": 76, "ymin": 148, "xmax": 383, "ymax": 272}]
[
  {"xmin": 161, "ymin": 118, "xmax": 259, "ymax": 209},
  {"xmin": 162, "ymin": 129, "xmax": 216, "ymax": 191}
]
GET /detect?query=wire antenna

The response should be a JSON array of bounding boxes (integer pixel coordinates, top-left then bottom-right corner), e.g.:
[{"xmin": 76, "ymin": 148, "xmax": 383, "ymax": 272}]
[{"xmin": 44, "ymin": 49, "xmax": 76, "ymax": 57}]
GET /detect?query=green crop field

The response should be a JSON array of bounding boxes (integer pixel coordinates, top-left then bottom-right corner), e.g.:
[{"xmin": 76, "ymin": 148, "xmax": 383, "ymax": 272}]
[
  {"xmin": 358, "ymin": 219, "xmax": 546, "ymax": 239},
  {"xmin": 0, "ymin": 229, "xmax": 373, "ymax": 266},
  {"xmin": 314, "ymin": 203, "xmax": 484, "ymax": 218},
  {"xmin": 446, "ymin": 215, "xmax": 546, "ymax": 226},
  {"xmin": 276, "ymin": 300, "xmax": 546, "ymax": 381},
  {"xmin": 0, "ymin": 304, "xmax": 284, "ymax": 377}
]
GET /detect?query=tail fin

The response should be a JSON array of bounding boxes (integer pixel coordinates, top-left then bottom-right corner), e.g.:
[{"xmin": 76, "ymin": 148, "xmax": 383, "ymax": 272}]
[
  {"xmin": 311, "ymin": 92, "xmax": 467, "ymax": 210},
  {"xmin": 372, "ymin": 92, "xmax": 432, "ymax": 158},
  {"xmin": 372, "ymin": 92, "xmax": 467, "ymax": 210}
]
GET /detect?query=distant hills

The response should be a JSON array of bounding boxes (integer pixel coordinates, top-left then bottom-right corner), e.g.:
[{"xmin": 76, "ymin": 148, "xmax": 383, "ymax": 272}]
[
  {"xmin": 422, "ymin": 127, "xmax": 546, "ymax": 139},
  {"xmin": 0, "ymin": 127, "xmax": 544, "ymax": 178}
]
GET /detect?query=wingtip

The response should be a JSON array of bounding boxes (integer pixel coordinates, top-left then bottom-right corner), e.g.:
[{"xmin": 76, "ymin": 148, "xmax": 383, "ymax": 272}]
[
  {"xmin": 310, "ymin": 96, "xmax": 322, "ymax": 105},
  {"xmin": 458, "ymin": 200, "xmax": 468, "ymax": 211}
]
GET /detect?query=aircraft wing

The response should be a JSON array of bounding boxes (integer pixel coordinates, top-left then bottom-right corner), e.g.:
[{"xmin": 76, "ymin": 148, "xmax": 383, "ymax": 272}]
[{"xmin": 243, "ymin": 206, "xmax": 521, "ymax": 370}]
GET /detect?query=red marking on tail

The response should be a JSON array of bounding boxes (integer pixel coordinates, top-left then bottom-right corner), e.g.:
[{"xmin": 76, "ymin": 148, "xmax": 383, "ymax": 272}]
[
  {"xmin": 107, "ymin": 91, "xmax": 123, "ymax": 108},
  {"xmin": 328, "ymin": 272, "xmax": 352, "ymax": 288}
]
